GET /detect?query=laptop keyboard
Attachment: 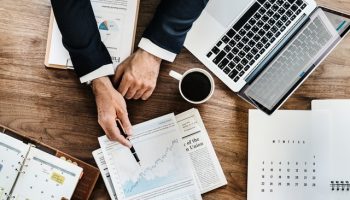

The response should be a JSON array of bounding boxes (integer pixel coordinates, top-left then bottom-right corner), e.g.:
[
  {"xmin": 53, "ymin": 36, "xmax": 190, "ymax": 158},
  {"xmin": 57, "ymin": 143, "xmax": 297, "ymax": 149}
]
[
  {"xmin": 207, "ymin": 0, "xmax": 307, "ymax": 83},
  {"xmin": 245, "ymin": 15, "xmax": 333, "ymax": 109}
]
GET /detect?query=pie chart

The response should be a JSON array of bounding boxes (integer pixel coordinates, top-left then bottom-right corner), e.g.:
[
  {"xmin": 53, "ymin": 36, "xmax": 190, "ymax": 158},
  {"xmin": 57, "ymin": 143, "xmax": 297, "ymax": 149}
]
[{"xmin": 98, "ymin": 20, "xmax": 119, "ymax": 31}]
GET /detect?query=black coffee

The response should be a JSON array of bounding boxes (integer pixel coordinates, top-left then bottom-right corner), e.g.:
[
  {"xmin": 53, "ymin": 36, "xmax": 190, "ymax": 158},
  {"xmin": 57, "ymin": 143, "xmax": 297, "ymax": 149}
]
[{"xmin": 181, "ymin": 72, "xmax": 212, "ymax": 102}]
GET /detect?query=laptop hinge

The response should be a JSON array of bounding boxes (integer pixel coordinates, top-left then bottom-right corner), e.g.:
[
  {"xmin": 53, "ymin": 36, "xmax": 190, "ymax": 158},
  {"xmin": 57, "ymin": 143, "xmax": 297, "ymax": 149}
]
[{"xmin": 245, "ymin": 14, "xmax": 310, "ymax": 84}]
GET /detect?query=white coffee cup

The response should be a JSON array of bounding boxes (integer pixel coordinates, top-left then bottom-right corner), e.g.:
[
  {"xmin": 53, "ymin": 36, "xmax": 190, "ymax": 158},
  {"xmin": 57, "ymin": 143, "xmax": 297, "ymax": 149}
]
[{"xmin": 169, "ymin": 68, "xmax": 215, "ymax": 104}]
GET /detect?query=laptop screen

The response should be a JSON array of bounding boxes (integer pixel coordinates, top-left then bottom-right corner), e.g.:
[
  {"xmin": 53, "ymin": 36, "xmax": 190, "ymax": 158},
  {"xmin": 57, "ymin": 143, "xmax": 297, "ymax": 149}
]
[{"xmin": 239, "ymin": 7, "xmax": 350, "ymax": 114}]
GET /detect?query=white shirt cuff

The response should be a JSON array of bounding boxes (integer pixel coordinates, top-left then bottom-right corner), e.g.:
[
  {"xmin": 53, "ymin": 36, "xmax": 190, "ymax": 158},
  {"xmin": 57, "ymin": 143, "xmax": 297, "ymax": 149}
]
[
  {"xmin": 138, "ymin": 38, "xmax": 177, "ymax": 62},
  {"xmin": 79, "ymin": 63, "xmax": 115, "ymax": 83}
]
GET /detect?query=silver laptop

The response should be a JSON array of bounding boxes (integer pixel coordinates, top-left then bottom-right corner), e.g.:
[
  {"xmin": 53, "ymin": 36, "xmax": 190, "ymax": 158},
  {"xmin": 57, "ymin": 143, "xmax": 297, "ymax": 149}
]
[{"xmin": 185, "ymin": 0, "xmax": 350, "ymax": 114}]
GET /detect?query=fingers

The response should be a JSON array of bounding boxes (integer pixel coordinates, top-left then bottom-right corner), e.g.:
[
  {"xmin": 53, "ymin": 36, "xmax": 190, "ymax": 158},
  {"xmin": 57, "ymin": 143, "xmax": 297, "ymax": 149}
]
[
  {"xmin": 126, "ymin": 83, "xmax": 155, "ymax": 100},
  {"xmin": 118, "ymin": 75, "xmax": 132, "ymax": 96},
  {"xmin": 113, "ymin": 63, "xmax": 125, "ymax": 86},
  {"xmin": 115, "ymin": 48, "xmax": 161, "ymax": 100},
  {"xmin": 117, "ymin": 109, "xmax": 133, "ymax": 136},
  {"xmin": 125, "ymin": 83, "xmax": 138, "ymax": 99},
  {"xmin": 94, "ymin": 77, "xmax": 133, "ymax": 148},
  {"xmin": 98, "ymin": 115, "xmax": 132, "ymax": 148},
  {"xmin": 119, "ymin": 74, "xmax": 156, "ymax": 100},
  {"xmin": 141, "ymin": 87, "xmax": 155, "ymax": 100},
  {"xmin": 133, "ymin": 88, "xmax": 148, "ymax": 99}
]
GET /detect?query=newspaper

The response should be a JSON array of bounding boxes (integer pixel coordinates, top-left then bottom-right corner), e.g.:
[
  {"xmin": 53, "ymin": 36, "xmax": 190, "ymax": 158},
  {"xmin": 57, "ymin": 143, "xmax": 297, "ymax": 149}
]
[
  {"xmin": 176, "ymin": 108, "xmax": 227, "ymax": 194},
  {"xmin": 92, "ymin": 149, "xmax": 118, "ymax": 200},
  {"xmin": 93, "ymin": 108, "xmax": 227, "ymax": 199}
]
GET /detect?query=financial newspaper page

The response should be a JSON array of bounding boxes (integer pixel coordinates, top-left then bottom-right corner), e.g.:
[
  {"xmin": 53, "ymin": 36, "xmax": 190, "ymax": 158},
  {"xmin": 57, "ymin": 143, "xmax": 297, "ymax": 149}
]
[
  {"xmin": 176, "ymin": 108, "xmax": 227, "ymax": 194},
  {"xmin": 92, "ymin": 149, "xmax": 118, "ymax": 200}
]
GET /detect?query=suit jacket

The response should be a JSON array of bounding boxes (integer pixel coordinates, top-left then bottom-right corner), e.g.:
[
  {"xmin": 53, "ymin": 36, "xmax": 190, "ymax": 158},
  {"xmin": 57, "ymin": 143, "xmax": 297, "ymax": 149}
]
[{"xmin": 51, "ymin": 0, "xmax": 209, "ymax": 78}]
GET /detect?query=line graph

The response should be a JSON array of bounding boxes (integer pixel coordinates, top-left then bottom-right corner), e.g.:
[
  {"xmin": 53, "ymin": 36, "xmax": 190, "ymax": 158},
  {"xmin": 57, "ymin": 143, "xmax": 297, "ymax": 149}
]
[
  {"xmin": 100, "ymin": 114, "xmax": 197, "ymax": 199},
  {"xmin": 123, "ymin": 139, "xmax": 179, "ymax": 195}
]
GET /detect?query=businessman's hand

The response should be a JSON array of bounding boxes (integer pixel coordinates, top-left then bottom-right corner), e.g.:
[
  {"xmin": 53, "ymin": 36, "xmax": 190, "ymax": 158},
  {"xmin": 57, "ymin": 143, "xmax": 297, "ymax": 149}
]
[
  {"xmin": 113, "ymin": 48, "xmax": 162, "ymax": 100},
  {"xmin": 92, "ymin": 76, "xmax": 132, "ymax": 147}
]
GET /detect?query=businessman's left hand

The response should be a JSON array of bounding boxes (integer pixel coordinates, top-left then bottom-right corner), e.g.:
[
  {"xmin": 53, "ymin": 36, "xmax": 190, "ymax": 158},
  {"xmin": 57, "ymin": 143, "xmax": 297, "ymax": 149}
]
[{"xmin": 113, "ymin": 48, "xmax": 162, "ymax": 100}]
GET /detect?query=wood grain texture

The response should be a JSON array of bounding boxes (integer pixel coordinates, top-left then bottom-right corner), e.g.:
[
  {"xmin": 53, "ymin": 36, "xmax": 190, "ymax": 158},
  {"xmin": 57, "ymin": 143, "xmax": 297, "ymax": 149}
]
[{"xmin": 0, "ymin": 0, "xmax": 350, "ymax": 199}]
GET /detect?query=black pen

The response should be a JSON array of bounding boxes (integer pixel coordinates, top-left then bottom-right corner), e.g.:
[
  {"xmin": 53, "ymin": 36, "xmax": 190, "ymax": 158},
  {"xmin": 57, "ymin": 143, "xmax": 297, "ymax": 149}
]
[{"xmin": 116, "ymin": 120, "xmax": 141, "ymax": 166}]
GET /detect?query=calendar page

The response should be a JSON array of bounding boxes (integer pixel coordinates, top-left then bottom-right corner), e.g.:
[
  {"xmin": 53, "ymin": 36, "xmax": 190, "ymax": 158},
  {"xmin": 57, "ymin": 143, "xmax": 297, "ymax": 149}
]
[
  {"xmin": 11, "ymin": 147, "xmax": 83, "ymax": 200},
  {"xmin": 0, "ymin": 133, "xmax": 30, "ymax": 200},
  {"xmin": 312, "ymin": 100, "xmax": 350, "ymax": 198},
  {"xmin": 248, "ymin": 110, "xmax": 331, "ymax": 200}
]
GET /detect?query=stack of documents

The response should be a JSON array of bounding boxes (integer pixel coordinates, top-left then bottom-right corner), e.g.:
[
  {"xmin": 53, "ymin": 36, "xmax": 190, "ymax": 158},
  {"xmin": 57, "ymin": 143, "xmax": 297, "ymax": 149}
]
[
  {"xmin": 93, "ymin": 108, "xmax": 227, "ymax": 200},
  {"xmin": 45, "ymin": 0, "xmax": 139, "ymax": 69},
  {"xmin": 248, "ymin": 99, "xmax": 350, "ymax": 200}
]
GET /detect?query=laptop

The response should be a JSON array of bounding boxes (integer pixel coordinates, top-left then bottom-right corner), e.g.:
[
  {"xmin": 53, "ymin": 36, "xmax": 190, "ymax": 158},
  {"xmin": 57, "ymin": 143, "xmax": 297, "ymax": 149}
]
[{"xmin": 184, "ymin": 0, "xmax": 350, "ymax": 114}]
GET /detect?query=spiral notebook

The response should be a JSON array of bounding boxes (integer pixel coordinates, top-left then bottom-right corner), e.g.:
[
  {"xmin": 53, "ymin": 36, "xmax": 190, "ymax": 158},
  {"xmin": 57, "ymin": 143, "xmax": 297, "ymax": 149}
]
[
  {"xmin": 0, "ymin": 126, "xmax": 99, "ymax": 200},
  {"xmin": 0, "ymin": 132, "xmax": 82, "ymax": 200}
]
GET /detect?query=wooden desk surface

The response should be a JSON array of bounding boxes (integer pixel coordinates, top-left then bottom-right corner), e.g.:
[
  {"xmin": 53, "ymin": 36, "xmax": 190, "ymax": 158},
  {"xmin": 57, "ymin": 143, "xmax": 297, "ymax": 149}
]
[{"xmin": 1, "ymin": 0, "xmax": 350, "ymax": 199}]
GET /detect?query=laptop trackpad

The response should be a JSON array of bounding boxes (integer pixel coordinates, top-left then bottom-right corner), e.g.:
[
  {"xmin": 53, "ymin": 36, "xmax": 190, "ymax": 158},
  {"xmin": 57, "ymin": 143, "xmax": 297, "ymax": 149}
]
[{"xmin": 206, "ymin": 0, "xmax": 255, "ymax": 27}]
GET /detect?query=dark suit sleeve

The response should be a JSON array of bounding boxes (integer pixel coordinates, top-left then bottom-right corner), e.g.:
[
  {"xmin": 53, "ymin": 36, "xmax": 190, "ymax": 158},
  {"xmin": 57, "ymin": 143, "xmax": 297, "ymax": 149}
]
[
  {"xmin": 142, "ymin": 0, "xmax": 209, "ymax": 54},
  {"xmin": 51, "ymin": 0, "xmax": 112, "ymax": 78}
]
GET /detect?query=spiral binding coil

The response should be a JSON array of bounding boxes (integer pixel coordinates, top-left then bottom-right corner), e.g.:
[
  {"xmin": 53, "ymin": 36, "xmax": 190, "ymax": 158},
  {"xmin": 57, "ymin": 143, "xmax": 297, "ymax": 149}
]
[
  {"xmin": 14, "ymin": 155, "xmax": 30, "ymax": 174},
  {"xmin": 5, "ymin": 153, "xmax": 33, "ymax": 199},
  {"xmin": 14, "ymin": 168, "xmax": 26, "ymax": 174},
  {"xmin": 330, "ymin": 181, "xmax": 350, "ymax": 191}
]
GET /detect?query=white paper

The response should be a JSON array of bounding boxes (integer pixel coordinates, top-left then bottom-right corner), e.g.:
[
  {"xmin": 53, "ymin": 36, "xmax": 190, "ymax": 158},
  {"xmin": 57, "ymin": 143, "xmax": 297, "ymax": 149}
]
[
  {"xmin": 49, "ymin": 21, "xmax": 72, "ymax": 67},
  {"xmin": 92, "ymin": 149, "xmax": 118, "ymax": 200},
  {"xmin": 248, "ymin": 110, "xmax": 331, "ymax": 200},
  {"xmin": 99, "ymin": 113, "xmax": 202, "ymax": 200},
  {"xmin": 176, "ymin": 108, "xmax": 227, "ymax": 194},
  {"xmin": 312, "ymin": 99, "xmax": 350, "ymax": 198},
  {"xmin": 11, "ymin": 147, "xmax": 82, "ymax": 200},
  {"xmin": 0, "ymin": 133, "xmax": 30, "ymax": 200},
  {"xmin": 48, "ymin": 0, "xmax": 138, "ymax": 68}
]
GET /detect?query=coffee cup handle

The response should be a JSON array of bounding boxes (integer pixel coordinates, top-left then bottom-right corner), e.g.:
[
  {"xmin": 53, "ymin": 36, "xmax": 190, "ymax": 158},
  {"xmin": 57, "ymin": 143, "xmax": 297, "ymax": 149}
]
[{"xmin": 169, "ymin": 70, "xmax": 183, "ymax": 81}]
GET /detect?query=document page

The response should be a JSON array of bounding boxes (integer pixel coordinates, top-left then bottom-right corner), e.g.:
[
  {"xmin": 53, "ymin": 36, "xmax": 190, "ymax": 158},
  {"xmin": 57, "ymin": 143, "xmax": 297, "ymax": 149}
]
[
  {"xmin": 48, "ymin": 0, "xmax": 138, "ymax": 68},
  {"xmin": 11, "ymin": 147, "xmax": 83, "ymax": 200},
  {"xmin": 92, "ymin": 149, "xmax": 118, "ymax": 200},
  {"xmin": 49, "ymin": 20, "xmax": 72, "ymax": 67},
  {"xmin": 176, "ymin": 108, "xmax": 227, "ymax": 194},
  {"xmin": 248, "ymin": 110, "xmax": 331, "ymax": 200},
  {"xmin": 91, "ymin": 0, "xmax": 138, "ymax": 67},
  {"xmin": 0, "ymin": 133, "xmax": 30, "ymax": 200},
  {"xmin": 312, "ymin": 100, "xmax": 350, "ymax": 198},
  {"xmin": 98, "ymin": 114, "xmax": 202, "ymax": 200}
]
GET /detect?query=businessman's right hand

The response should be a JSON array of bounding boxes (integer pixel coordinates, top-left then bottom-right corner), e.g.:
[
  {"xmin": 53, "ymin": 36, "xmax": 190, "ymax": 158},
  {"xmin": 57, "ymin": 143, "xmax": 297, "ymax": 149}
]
[{"xmin": 92, "ymin": 76, "xmax": 133, "ymax": 147}]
